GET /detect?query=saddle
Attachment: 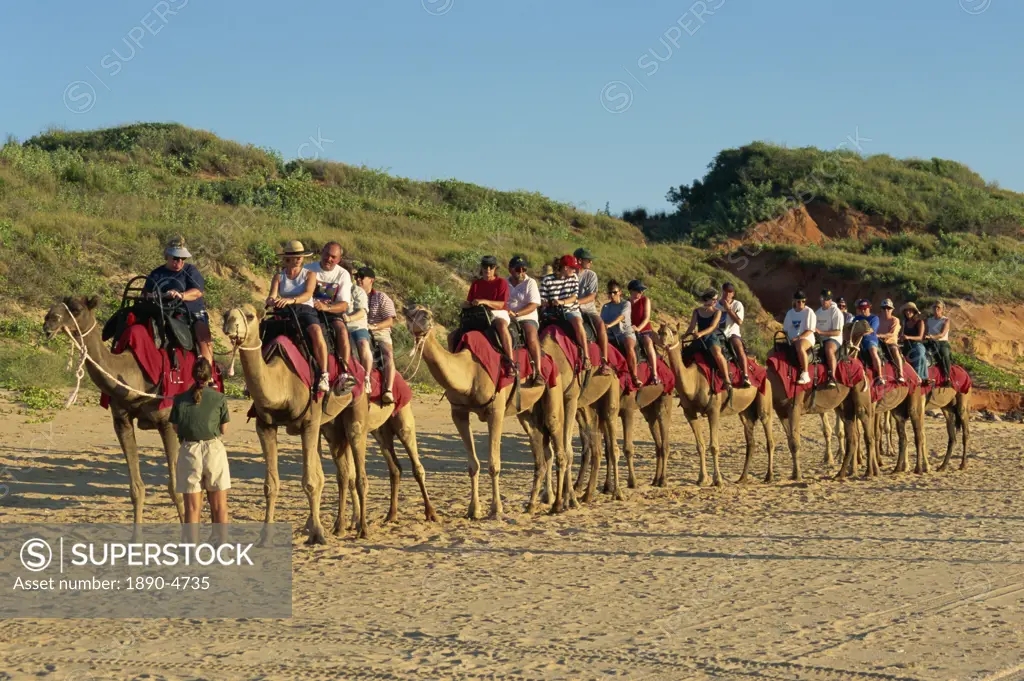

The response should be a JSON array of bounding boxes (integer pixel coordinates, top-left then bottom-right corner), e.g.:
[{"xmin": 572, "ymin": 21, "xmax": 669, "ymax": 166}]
[
  {"xmin": 103, "ymin": 276, "xmax": 195, "ymax": 368},
  {"xmin": 609, "ymin": 335, "xmax": 647, "ymax": 365},
  {"xmin": 539, "ymin": 306, "xmax": 596, "ymax": 351},
  {"xmin": 773, "ymin": 331, "xmax": 819, "ymax": 372},
  {"xmin": 260, "ymin": 308, "xmax": 323, "ymax": 377},
  {"xmin": 454, "ymin": 305, "xmax": 524, "ymax": 358}
]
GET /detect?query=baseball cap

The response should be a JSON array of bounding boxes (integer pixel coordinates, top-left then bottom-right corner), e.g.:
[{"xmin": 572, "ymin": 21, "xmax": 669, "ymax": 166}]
[
  {"xmin": 573, "ymin": 247, "xmax": 594, "ymax": 261},
  {"xmin": 880, "ymin": 298, "xmax": 894, "ymax": 309},
  {"xmin": 356, "ymin": 266, "xmax": 376, "ymax": 279},
  {"xmin": 856, "ymin": 298, "xmax": 871, "ymax": 308},
  {"xmin": 508, "ymin": 255, "xmax": 529, "ymax": 270},
  {"xmin": 558, "ymin": 254, "xmax": 579, "ymax": 270},
  {"xmin": 480, "ymin": 255, "xmax": 498, "ymax": 268},
  {"xmin": 820, "ymin": 288, "xmax": 833, "ymax": 300},
  {"xmin": 165, "ymin": 236, "xmax": 192, "ymax": 259},
  {"xmin": 793, "ymin": 290, "xmax": 807, "ymax": 301},
  {"xmin": 627, "ymin": 279, "xmax": 647, "ymax": 292}
]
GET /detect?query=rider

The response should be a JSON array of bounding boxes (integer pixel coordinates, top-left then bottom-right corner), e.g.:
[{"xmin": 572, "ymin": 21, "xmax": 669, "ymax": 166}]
[
  {"xmin": 540, "ymin": 255, "xmax": 591, "ymax": 371},
  {"xmin": 507, "ymin": 255, "xmax": 543, "ymax": 385},
  {"xmin": 306, "ymin": 241, "xmax": 355, "ymax": 391},
  {"xmin": 837, "ymin": 297, "xmax": 854, "ymax": 326},
  {"xmin": 783, "ymin": 290, "xmax": 817, "ymax": 385},
  {"xmin": 345, "ymin": 264, "xmax": 374, "ymax": 394},
  {"xmin": 717, "ymin": 282, "xmax": 751, "ymax": 387},
  {"xmin": 359, "ymin": 267, "xmax": 398, "ymax": 406},
  {"xmin": 266, "ymin": 240, "xmax": 332, "ymax": 394},
  {"xmin": 462, "ymin": 255, "xmax": 514, "ymax": 367},
  {"xmin": 601, "ymin": 279, "xmax": 642, "ymax": 387},
  {"xmin": 686, "ymin": 289, "xmax": 732, "ymax": 392},
  {"xmin": 628, "ymin": 279, "xmax": 660, "ymax": 385},
  {"xmin": 901, "ymin": 302, "xmax": 928, "ymax": 384},
  {"xmin": 145, "ymin": 236, "xmax": 214, "ymax": 367},
  {"xmin": 574, "ymin": 248, "xmax": 612, "ymax": 374},
  {"xmin": 853, "ymin": 299, "xmax": 885, "ymax": 385},
  {"xmin": 925, "ymin": 300, "xmax": 953, "ymax": 385},
  {"xmin": 876, "ymin": 298, "xmax": 907, "ymax": 384},
  {"xmin": 815, "ymin": 289, "xmax": 844, "ymax": 387}
]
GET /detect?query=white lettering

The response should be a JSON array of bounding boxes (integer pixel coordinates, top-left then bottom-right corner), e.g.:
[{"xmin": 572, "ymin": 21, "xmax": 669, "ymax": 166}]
[
  {"xmin": 152, "ymin": 1, "xmax": 175, "ymax": 23},
  {"xmin": 141, "ymin": 12, "xmax": 163, "ymax": 36},
  {"xmin": 236, "ymin": 543, "xmax": 254, "ymax": 566},
  {"xmin": 100, "ymin": 54, "xmax": 122, "ymax": 77},
  {"xmin": 195, "ymin": 544, "xmax": 215, "ymax": 566},
  {"xmin": 663, "ymin": 25, "xmax": 683, "ymax": 49},
  {"xmin": 637, "ymin": 53, "xmax": 659, "ymax": 76},
  {"xmin": 126, "ymin": 26, "xmax": 146, "ymax": 49}
]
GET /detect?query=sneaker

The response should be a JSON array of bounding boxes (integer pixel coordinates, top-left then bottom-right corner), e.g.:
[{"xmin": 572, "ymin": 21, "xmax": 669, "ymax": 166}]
[
  {"xmin": 363, "ymin": 377, "xmax": 372, "ymax": 394},
  {"xmin": 332, "ymin": 379, "xmax": 353, "ymax": 397},
  {"xmin": 525, "ymin": 373, "xmax": 541, "ymax": 387},
  {"xmin": 630, "ymin": 374, "xmax": 642, "ymax": 388},
  {"xmin": 796, "ymin": 371, "xmax": 811, "ymax": 385},
  {"xmin": 317, "ymin": 373, "xmax": 331, "ymax": 393},
  {"xmin": 339, "ymin": 372, "xmax": 356, "ymax": 388},
  {"xmin": 381, "ymin": 390, "xmax": 395, "ymax": 406},
  {"xmin": 897, "ymin": 376, "xmax": 907, "ymax": 385},
  {"xmin": 741, "ymin": 375, "xmax": 752, "ymax": 388},
  {"xmin": 596, "ymin": 362, "xmax": 613, "ymax": 376},
  {"xmin": 826, "ymin": 377, "xmax": 837, "ymax": 388},
  {"xmin": 874, "ymin": 376, "xmax": 886, "ymax": 386}
]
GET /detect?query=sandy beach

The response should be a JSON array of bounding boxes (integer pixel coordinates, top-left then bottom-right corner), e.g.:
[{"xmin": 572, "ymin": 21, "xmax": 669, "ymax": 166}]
[{"xmin": 1, "ymin": 396, "xmax": 1023, "ymax": 681}]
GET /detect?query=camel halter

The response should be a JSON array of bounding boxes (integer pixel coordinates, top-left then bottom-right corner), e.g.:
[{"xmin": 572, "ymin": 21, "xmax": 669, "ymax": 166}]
[
  {"xmin": 224, "ymin": 310, "xmax": 262, "ymax": 378},
  {"xmin": 60, "ymin": 302, "xmax": 167, "ymax": 408}
]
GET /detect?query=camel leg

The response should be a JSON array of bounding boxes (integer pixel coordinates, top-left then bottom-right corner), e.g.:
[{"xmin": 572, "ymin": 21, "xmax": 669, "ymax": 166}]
[
  {"xmin": 835, "ymin": 407, "xmax": 846, "ymax": 464},
  {"xmin": 959, "ymin": 399, "xmax": 970, "ymax": 470},
  {"xmin": 255, "ymin": 421, "xmax": 280, "ymax": 527},
  {"xmin": 485, "ymin": 400, "xmax": 506, "ymax": 519},
  {"xmin": 787, "ymin": 407, "xmax": 803, "ymax": 482},
  {"xmin": 601, "ymin": 404, "xmax": 624, "ymax": 501},
  {"xmin": 892, "ymin": 411, "xmax": 909, "ymax": 474},
  {"xmin": 323, "ymin": 424, "xmax": 350, "ymax": 535},
  {"xmin": 393, "ymin": 409, "xmax": 438, "ymax": 522},
  {"xmin": 584, "ymin": 409, "xmax": 603, "ymax": 503},
  {"xmin": 911, "ymin": 399, "xmax": 929, "ymax": 474},
  {"xmin": 452, "ymin": 409, "xmax": 481, "ymax": 520},
  {"xmin": 821, "ymin": 412, "xmax": 834, "ymax": 467},
  {"xmin": 300, "ymin": 420, "xmax": 328, "ymax": 545},
  {"xmin": 736, "ymin": 407, "xmax": 756, "ymax": 484},
  {"xmin": 373, "ymin": 428, "xmax": 401, "ymax": 524},
  {"xmin": 708, "ymin": 408, "xmax": 725, "ymax": 487},
  {"xmin": 760, "ymin": 397, "xmax": 776, "ymax": 483},
  {"xmin": 622, "ymin": 408, "xmax": 638, "ymax": 489},
  {"xmin": 156, "ymin": 421, "xmax": 185, "ymax": 522},
  {"xmin": 938, "ymin": 405, "xmax": 956, "ymax": 471},
  {"xmin": 521, "ymin": 413, "xmax": 547, "ymax": 514},
  {"xmin": 112, "ymin": 410, "xmax": 146, "ymax": 525},
  {"xmin": 644, "ymin": 402, "xmax": 666, "ymax": 487},
  {"xmin": 656, "ymin": 401, "xmax": 673, "ymax": 487},
  {"xmin": 688, "ymin": 416, "xmax": 709, "ymax": 486},
  {"xmin": 573, "ymin": 409, "xmax": 591, "ymax": 495}
]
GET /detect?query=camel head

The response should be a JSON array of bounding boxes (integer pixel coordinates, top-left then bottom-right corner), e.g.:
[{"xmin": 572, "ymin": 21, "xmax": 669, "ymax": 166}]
[
  {"xmin": 222, "ymin": 305, "xmax": 260, "ymax": 347},
  {"xmin": 43, "ymin": 296, "xmax": 100, "ymax": 340},
  {"xmin": 404, "ymin": 304, "xmax": 433, "ymax": 340},
  {"xmin": 657, "ymin": 323, "xmax": 680, "ymax": 351},
  {"xmin": 841, "ymin": 319, "xmax": 872, "ymax": 359}
]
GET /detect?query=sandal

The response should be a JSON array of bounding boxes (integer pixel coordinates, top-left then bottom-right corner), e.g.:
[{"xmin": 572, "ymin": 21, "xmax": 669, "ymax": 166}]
[
  {"xmin": 741, "ymin": 375, "xmax": 752, "ymax": 388},
  {"xmin": 596, "ymin": 362, "xmax": 613, "ymax": 376},
  {"xmin": 381, "ymin": 390, "xmax": 395, "ymax": 406}
]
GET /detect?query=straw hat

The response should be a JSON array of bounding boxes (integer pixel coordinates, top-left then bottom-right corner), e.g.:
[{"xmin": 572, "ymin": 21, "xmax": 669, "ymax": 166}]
[
  {"xmin": 900, "ymin": 302, "xmax": 920, "ymax": 315},
  {"xmin": 278, "ymin": 240, "xmax": 313, "ymax": 258}
]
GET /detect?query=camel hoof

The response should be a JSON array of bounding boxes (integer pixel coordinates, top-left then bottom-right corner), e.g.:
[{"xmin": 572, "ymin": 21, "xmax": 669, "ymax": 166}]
[
  {"xmin": 627, "ymin": 478, "xmax": 637, "ymax": 490},
  {"xmin": 548, "ymin": 501, "xmax": 564, "ymax": 515},
  {"xmin": 763, "ymin": 474, "xmax": 775, "ymax": 484},
  {"xmin": 713, "ymin": 477, "xmax": 725, "ymax": 488},
  {"xmin": 958, "ymin": 463, "xmax": 967, "ymax": 471},
  {"xmin": 382, "ymin": 512, "xmax": 399, "ymax": 525},
  {"xmin": 790, "ymin": 474, "xmax": 802, "ymax": 482},
  {"xmin": 573, "ymin": 483, "xmax": 586, "ymax": 496},
  {"xmin": 524, "ymin": 502, "xmax": 540, "ymax": 514},
  {"xmin": 425, "ymin": 507, "xmax": 440, "ymax": 522},
  {"xmin": 356, "ymin": 527, "xmax": 370, "ymax": 540},
  {"xmin": 736, "ymin": 475, "xmax": 751, "ymax": 485},
  {"xmin": 305, "ymin": 530, "xmax": 329, "ymax": 546},
  {"xmin": 601, "ymin": 483, "xmax": 612, "ymax": 494},
  {"xmin": 613, "ymin": 489, "xmax": 625, "ymax": 502},
  {"xmin": 332, "ymin": 523, "xmax": 345, "ymax": 537},
  {"xmin": 696, "ymin": 474, "xmax": 707, "ymax": 487}
]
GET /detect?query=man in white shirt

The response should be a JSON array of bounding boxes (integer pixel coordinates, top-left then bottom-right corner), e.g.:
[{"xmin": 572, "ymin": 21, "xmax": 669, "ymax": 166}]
[
  {"xmin": 783, "ymin": 290, "xmax": 817, "ymax": 385},
  {"xmin": 306, "ymin": 242, "xmax": 354, "ymax": 390},
  {"xmin": 815, "ymin": 289, "xmax": 844, "ymax": 387},
  {"xmin": 716, "ymin": 282, "xmax": 750, "ymax": 387},
  {"xmin": 507, "ymin": 255, "xmax": 543, "ymax": 385}
]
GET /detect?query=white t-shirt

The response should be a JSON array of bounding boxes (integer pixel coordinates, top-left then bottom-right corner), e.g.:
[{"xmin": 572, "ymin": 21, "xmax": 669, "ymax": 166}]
[
  {"xmin": 278, "ymin": 269, "xmax": 314, "ymax": 308},
  {"xmin": 783, "ymin": 307, "xmax": 817, "ymax": 341},
  {"xmin": 347, "ymin": 285, "xmax": 369, "ymax": 330},
  {"xmin": 508, "ymin": 275, "xmax": 541, "ymax": 324},
  {"xmin": 305, "ymin": 262, "xmax": 352, "ymax": 306},
  {"xmin": 716, "ymin": 299, "xmax": 744, "ymax": 338},
  {"xmin": 815, "ymin": 304, "xmax": 844, "ymax": 337}
]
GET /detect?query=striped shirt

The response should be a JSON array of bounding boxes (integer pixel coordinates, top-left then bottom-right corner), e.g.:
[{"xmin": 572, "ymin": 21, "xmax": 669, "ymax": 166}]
[
  {"xmin": 540, "ymin": 273, "xmax": 580, "ymax": 312},
  {"xmin": 367, "ymin": 290, "xmax": 396, "ymax": 325}
]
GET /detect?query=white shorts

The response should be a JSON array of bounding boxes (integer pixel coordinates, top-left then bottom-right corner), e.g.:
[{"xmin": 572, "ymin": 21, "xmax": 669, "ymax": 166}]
[
  {"xmin": 371, "ymin": 328, "xmax": 393, "ymax": 346},
  {"xmin": 176, "ymin": 439, "xmax": 231, "ymax": 494},
  {"xmin": 491, "ymin": 310, "xmax": 510, "ymax": 324}
]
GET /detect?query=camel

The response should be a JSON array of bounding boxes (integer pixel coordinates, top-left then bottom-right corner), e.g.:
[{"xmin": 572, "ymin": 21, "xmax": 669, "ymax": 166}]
[
  {"xmin": 767, "ymin": 321, "xmax": 874, "ymax": 482},
  {"xmin": 541, "ymin": 333, "xmax": 622, "ymax": 505},
  {"xmin": 927, "ymin": 385, "xmax": 970, "ymax": 471},
  {"xmin": 322, "ymin": 402, "xmax": 438, "ymax": 534},
  {"xmin": 405, "ymin": 305, "xmax": 565, "ymax": 516},
  {"xmin": 223, "ymin": 305, "xmax": 370, "ymax": 543},
  {"xmin": 658, "ymin": 325, "xmax": 775, "ymax": 486},
  {"xmin": 43, "ymin": 296, "xmax": 186, "ymax": 524}
]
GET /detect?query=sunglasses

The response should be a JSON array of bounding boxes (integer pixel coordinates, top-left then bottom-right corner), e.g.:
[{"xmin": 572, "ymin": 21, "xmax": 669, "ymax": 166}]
[
  {"xmin": 169, "ymin": 257, "xmax": 185, "ymax": 262},
  {"xmin": 609, "ymin": 290, "xmax": 622, "ymax": 295},
  {"xmin": 512, "ymin": 267, "xmax": 527, "ymax": 273}
]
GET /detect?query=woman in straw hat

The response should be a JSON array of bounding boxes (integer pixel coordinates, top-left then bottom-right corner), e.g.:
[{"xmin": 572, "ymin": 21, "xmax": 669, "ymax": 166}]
[
  {"xmin": 901, "ymin": 301, "xmax": 928, "ymax": 384},
  {"xmin": 266, "ymin": 240, "xmax": 332, "ymax": 393}
]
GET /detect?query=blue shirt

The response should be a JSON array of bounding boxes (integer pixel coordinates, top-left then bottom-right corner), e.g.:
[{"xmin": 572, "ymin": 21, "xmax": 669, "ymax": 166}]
[
  {"xmin": 853, "ymin": 314, "xmax": 880, "ymax": 347},
  {"xmin": 145, "ymin": 264, "xmax": 207, "ymax": 315}
]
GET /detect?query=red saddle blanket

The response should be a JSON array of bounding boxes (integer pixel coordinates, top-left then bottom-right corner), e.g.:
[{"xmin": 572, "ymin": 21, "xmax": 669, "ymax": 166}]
[
  {"xmin": 684, "ymin": 353, "xmax": 768, "ymax": 396},
  {"xmin": 921, "ymin": 364, "xmax": 972, "ymax": 397},
  {"xmin": 257, "ymin": 335, "xmax": 412, "ymax": 412},
  {"xmin": 456, "ymin": 331, "xmax": 558, "ymax": 391},
  {"xmin": 864, "ymin": 360, "xmax": 921, "ymax": 403},
  {"xmin": 540, "ymin": 326, "xmax": 674, "ymax": 395},
  {"xmin": 100, "ymin": 323, "xmax": 223, "ymax": 410},
  {"xmin": 766, "ymin": 352, "xmax": 866, "ymax": 400}
]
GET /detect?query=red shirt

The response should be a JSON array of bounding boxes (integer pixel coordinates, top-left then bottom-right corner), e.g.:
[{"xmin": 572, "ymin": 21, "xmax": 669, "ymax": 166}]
[
  {"xmin": 631, "ymin": 296, "xmax": 651, "ymax": 332},
  {"xmin": 468, "ymin": 277, "xmax": 510, "ymax": 310}
]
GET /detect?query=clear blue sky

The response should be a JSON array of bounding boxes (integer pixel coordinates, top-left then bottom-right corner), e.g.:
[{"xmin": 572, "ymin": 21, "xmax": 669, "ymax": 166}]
[{"xmin": 1, "ymin": 0, "xmax": 1020, "ymax": 212}]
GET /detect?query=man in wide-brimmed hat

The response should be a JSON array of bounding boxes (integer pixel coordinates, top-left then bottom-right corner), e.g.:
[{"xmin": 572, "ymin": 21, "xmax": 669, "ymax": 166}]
[
  {"xmin": 145, "ymin": 236, "xmax": 214, "ymax": 367},
  {"xmin": 266, "ymin": 240, "xmax": 332, "ymax": 393}
]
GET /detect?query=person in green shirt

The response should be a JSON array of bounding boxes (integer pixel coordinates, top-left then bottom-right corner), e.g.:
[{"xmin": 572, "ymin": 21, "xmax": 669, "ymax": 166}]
[{"xmin": 170, "ymin": 359, "xmax": 231, "ymax": 526}]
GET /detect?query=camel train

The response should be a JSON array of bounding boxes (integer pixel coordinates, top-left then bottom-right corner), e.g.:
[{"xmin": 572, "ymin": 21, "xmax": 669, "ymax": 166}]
[{"xmin": 43, "ymin": 273, "xmax": 972, "ymax": 544}]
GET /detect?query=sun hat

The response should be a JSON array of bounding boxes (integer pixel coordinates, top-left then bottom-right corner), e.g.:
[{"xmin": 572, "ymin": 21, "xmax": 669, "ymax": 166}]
[
  {"xmin": 901, "ymin": 302, "xmax": 920, "ymax": 314},
  {"xmin": 558, "ymin": 254, "xmax": 579, "ymax": 270},
  {"xmin": 627, "ymin": 279, "xmax": 648, "ymax": 293},
  {"xmin": 573, "ymin": 247, "xmax": 594, "ymax": 261},
  {"xmin": 880, "ymin": 298, "xmax": 894, "ymax": 309},
  {"xmin": 279, "ymin": 240, "xmax": 313, "ymax": 257},
  {"xmin": 164, "ymin": 236, "xmax": 191, "ymax": 259}
]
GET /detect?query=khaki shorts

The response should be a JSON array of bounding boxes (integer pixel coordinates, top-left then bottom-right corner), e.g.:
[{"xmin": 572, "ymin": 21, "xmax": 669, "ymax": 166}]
[
  {"xmin": 176, "ymin": 439, "xmax": 231, "ymax": 494},
  {"xmin": 371, "ymin": 328, "xmax": 392, "ymax": 346}
]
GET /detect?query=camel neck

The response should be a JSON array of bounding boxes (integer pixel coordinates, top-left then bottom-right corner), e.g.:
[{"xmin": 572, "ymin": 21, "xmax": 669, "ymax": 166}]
[
  {"xmin": 421, "ymin": 331, "xmax": 476, "ymax": 397},
  {"xmin": 76, "ymin": 316, "xmax": 154, "ymax": 400},
  {"xmin": 237, "ymin": 339, "xmax": 284, "ymax": 410},
  {"xmin": 666, "ymin": 342, "xmax": 700, "ymax": 403}
]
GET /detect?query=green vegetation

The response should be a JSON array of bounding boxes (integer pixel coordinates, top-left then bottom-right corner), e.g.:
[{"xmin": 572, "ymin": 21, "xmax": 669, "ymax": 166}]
[
  {"xmin": 952, "ymin": 352, "xmax": 1023, "ymax": 392},
  {"xmin": 1, "ymin": 123, "xmax": 761, "ymax": 396}
]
